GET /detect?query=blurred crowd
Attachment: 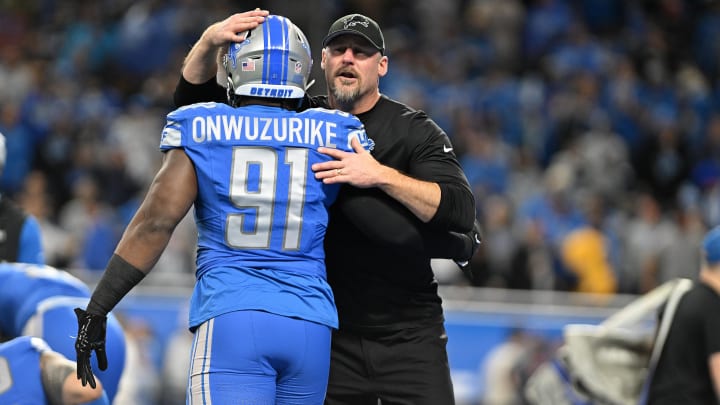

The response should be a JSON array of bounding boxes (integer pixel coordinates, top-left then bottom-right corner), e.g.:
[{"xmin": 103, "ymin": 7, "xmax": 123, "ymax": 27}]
[{"xmin": 2, "ymin": 0, "xmax": 720, "ymax": 297}]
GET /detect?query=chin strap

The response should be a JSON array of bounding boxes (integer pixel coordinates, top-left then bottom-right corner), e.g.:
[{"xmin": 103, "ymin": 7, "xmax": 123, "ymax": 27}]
[{"xmin": 305, "ymin": 79, "xmax": 315, "ymax": 92}]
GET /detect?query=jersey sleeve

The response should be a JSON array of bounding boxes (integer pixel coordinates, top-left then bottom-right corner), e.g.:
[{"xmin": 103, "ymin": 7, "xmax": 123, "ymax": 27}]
[
  {"xmin": 310, "ymin": 108, "xmax": 370, "ymax": 153},
  {"xmin": 160, "ymin": 104, "xmax": 215, "ymax": 151},
  {"xmin": 27, "ymin": 336, "xmax": 51, "ymax": 353},
  {"xmin": 342, "ymin": 114, "xmax": 371, "ymax": 153}
]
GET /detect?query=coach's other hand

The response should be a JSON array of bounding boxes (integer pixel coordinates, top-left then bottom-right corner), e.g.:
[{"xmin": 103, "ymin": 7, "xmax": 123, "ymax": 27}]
[{"xmin": 454, "ymin": 218, "xmax": 482, "ymax": 281}]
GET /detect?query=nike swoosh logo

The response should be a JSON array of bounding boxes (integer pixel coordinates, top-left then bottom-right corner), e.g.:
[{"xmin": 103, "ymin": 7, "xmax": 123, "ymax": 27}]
[{"xmin": 443, "ymin": 145, "xmax": 453, "ymax": 153}]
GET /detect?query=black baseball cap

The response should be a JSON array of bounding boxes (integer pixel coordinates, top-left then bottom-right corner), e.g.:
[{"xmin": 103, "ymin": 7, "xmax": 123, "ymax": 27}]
[{"xmin": 322, "ymin": 14, "xmax": 385, "ymax": 55}]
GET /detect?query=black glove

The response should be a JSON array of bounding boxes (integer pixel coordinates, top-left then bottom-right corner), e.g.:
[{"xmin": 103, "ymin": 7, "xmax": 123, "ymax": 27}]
[
  {"xmin": 454, "ymin": 219, "xmax": 482, "ymax": 281},
  {"xmin": 74, "ymin": 307, "xmax": 108, "ymax": 389}
]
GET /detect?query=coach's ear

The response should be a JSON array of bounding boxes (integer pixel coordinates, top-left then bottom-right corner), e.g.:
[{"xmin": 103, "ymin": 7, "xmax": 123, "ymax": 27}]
[
  {"xmin": 321, "ymin": 48, "xmax": 328, "ymax": 70},
  {"xmin": 378, "ymin": 54, "xmax": 388, "ymax": 77}
]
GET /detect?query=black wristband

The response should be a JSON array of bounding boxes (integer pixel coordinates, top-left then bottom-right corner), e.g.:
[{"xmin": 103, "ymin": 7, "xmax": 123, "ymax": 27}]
[{"xmin": 86, "ymin": 254, "xmax": 146, "ymax": 317}]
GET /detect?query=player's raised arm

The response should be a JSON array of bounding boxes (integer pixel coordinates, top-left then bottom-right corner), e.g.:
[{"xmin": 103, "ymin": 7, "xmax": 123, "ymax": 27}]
[{"xmin": 75, "ymin": 148, "xmax": 197, "ymax": 389}]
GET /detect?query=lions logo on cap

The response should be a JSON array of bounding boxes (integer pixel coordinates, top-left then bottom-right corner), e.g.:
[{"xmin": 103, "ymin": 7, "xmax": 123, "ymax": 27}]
[{"xmin": 343, "ymin": 15, "xmax": 369, "ymax": 29}]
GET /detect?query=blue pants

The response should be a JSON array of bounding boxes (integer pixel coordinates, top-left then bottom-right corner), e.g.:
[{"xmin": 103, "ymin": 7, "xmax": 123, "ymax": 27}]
[
  {"xmin": 188, "ymin": 310, "xmax": 332, "ymax": 405},
  {"xmin": 22, "ymin": 296, "xmax": 126, "ymax": 403}
]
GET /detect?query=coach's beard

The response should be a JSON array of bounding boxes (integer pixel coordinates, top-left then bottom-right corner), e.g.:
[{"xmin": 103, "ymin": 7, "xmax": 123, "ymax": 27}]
[{"xmin": 329, "ymin": 78, "xmax": 361, "ymax": 111}]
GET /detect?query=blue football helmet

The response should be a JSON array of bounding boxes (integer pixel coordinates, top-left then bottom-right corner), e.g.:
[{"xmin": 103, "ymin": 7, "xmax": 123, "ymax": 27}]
[{"xmin": 223, "ymin": 15, "xmax": 312, "ymax": 99}]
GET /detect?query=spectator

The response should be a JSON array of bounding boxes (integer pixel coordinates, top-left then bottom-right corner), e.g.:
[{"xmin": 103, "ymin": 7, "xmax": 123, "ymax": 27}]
[
  {"xmin": 647, "ymin": 225, "xmax": 720, "ymax": 403},
  {"xmin": 17, "ymin": 170, "xmax": 74, "ymax": 267},
  {"xmin": 480, "ymin": 328, "xmax": 531, "ymax": 405},
  {"xmin": 560, "ymin": 226, "xmax": 617, "ymax": 294},
  {"xmin": 623, "ymin": 190, "xmax": 678, "ymax": 293},
  {"xmin": 0, "ymin": 132, "xmax": 44, "ymax": 264}
]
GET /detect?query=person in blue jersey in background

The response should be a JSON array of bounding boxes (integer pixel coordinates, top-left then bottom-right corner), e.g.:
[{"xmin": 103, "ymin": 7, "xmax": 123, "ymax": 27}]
[
  {"xmin": 73, "ymin": 15, "xmax": 371, "ymax": 404},
  {"xmin": 0, "ymin": 262, "xmax": 126, "ymax": 403},
  {"xmin": 0, "ymin": 336, "xmax": 109, "ymax": 405},
  {"xmin": 0, "ymin": 132, "xmax": 44, "ymax": 264}
]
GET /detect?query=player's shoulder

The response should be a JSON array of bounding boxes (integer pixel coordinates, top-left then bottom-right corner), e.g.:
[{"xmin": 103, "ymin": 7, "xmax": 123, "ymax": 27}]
[
  {"xmin": 301, "ymin": 107, "xmax": 362, "ymax": 125},
  {"xmin": 167, "ymin": 102, "xmax": 233, "ymax": 120},
  {"xmin": 27, "ymin": 336, "xmax": 51, "ymax": 353},
  {"xmin": 1, "ymin": 336, "xmax": 49, "ymax": 354},
  {"xmin": 301, "ymin": 106, "xmax": 351, "ymax": 117}
]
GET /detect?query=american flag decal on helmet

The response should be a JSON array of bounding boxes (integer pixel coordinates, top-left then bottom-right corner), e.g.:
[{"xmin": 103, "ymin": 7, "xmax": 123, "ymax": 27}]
[{"xmin": 242, "ymin": 60, "xmax": 255, "ymax": 71}]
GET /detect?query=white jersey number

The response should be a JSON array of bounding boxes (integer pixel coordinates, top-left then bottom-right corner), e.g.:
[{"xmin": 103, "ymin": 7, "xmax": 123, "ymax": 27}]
[{"xmin": 226, "ymin": 147, "xmax": 308, "ymax": 250}]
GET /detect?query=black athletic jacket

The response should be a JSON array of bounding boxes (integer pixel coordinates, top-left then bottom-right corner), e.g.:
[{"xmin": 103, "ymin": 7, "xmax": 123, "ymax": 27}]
[{"xmin": 174, "ymin": 78, "xmax": 476, "ymax": 334}]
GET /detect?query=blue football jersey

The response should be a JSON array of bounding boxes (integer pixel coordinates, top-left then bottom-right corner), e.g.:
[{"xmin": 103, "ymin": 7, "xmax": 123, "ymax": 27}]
[
  {"xmin": 160, "ymin": 103, "xmax": 369, "ymax": 329},
  {"xmin": 0, "ymin": 263, "xmax": 125, "ymax": 403},
  {"xmin": 0, "ymin": 263, "xmax": 90, "ymax": 336},
  {"xmin": 0, "ymin": 336, "xmax": 51, "ymax": 403}
]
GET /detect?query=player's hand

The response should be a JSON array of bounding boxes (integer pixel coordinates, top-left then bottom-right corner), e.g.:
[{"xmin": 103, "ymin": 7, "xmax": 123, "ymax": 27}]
[
  {"xmin": 74, "ymin": 308, "xmax": 108, "ymax": 389},
  {"xmin": 454, "ymin": 219, "xmax": 482, "ymax": 281}
]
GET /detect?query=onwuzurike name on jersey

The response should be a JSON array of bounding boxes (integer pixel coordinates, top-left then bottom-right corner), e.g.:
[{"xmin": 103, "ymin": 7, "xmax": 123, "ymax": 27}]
[
  {"xmin": 160, "ymin": 102, "xmax": 373, "ymax": 152},
  {"xmin": 187, "ymin": 111, "xmax": 369, "ymax": 150}
]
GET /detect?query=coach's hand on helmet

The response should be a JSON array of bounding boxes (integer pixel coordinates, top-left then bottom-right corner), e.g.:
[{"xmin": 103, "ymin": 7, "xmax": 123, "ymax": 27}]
[
  {"xmin": 203, "ymin": 9, "xmax": 269, "ymax": 47},
  {"xmin": 74, "ymin": 308, "xmax": 108, "ymax": 389}
]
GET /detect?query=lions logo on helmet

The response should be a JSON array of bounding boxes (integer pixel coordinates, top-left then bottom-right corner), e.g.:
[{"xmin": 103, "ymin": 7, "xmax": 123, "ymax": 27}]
[
  {"xmin": 226, "ymin": 36, "xmax": 251, "ymax": 70},
  {"xmin": 224, "ymin": 15, "xmax": 312, "ymax": 100}
]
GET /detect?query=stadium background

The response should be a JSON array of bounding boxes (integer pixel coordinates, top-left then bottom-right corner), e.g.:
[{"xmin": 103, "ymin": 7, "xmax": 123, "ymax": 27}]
[{"xmin": 1, "ymin": 0, "xmax": 719, "ymax": 403}]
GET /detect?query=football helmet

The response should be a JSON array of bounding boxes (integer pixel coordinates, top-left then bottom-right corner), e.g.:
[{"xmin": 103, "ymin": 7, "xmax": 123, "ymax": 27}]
[{"xmin": 224, "ymin": 15, "xmax": 312, "ymax": 99}]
